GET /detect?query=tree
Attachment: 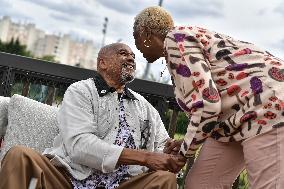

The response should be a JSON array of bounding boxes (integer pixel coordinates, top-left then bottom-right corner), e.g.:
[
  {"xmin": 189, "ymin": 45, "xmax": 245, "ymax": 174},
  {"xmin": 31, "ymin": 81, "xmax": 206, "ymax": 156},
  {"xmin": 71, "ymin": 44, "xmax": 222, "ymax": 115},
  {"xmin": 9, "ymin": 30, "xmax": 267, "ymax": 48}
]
[
  {"xmin": 0, "ymin": 38, "xmax": 32, "ymax": 57},
  {"xmin": 165, "ymin": 110, "xmax": 188, "ymax": 134},
  {"xmin": 40, "ymin": 55, "xmax": 56, "ymax": 62},
  {"xmin": 0, "ymin": 39, "xmax": 58, "ymax": 63}
]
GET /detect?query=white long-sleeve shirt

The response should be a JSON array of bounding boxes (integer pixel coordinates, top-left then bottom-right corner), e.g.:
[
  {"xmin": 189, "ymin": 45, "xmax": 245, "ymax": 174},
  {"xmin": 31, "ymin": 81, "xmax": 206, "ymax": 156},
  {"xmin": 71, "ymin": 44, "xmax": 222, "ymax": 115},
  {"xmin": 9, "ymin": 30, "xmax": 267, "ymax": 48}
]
[{"xmin": 44, "ymin": 75, "xmax": 169, "ymax": 180}]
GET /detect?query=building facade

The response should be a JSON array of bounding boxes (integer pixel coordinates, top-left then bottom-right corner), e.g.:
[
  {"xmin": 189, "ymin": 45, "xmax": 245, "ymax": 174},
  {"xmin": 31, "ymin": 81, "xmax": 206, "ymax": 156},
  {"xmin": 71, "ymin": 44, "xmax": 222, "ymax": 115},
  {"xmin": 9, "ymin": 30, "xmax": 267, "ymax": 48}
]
[{"xmin": 0, "ymin": 16, "xmax": 97, "ymax": 69}]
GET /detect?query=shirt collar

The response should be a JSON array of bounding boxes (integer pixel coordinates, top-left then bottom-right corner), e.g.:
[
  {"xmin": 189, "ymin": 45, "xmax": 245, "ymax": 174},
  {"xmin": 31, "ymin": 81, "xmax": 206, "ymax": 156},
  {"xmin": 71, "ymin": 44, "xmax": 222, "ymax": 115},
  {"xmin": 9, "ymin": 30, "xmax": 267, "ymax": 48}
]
[{"xmin": 93, "ymin": 74, "xmax": 137, "ymax": 100}]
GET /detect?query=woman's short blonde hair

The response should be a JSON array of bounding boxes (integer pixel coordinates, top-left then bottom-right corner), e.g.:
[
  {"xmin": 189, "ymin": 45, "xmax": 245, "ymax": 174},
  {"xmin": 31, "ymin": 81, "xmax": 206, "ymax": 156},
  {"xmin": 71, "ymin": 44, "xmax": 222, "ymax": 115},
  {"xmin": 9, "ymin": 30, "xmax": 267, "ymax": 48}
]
[{"xmin": 133, "ymin": 6, "xmax": 174, "ymax": 38}]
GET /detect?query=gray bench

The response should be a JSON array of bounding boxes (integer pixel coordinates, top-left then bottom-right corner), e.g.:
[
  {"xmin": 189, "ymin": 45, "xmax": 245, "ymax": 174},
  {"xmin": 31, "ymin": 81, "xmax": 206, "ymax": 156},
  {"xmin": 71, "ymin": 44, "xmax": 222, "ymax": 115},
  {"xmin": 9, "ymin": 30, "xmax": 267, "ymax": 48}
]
[{"xmin": 0, "ymin": 94, "xmax": 59, "ymax": 161}]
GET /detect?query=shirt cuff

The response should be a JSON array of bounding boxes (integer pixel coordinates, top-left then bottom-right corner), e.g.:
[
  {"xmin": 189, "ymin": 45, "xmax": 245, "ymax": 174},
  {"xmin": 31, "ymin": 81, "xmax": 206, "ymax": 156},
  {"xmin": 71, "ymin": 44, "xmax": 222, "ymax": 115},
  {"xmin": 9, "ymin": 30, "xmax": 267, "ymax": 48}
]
[{"xmin": 101, "ymin": 145, "xmax": 124, "ymax": 173}]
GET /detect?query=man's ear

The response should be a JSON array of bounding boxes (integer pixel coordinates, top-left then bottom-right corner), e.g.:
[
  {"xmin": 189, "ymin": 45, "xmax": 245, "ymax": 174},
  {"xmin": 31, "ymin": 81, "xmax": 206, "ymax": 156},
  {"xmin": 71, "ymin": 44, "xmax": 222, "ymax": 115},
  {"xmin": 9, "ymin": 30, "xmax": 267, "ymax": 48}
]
[{"xmin": 98, "ymin": 58, "xmax": 107, "ymax": 70}]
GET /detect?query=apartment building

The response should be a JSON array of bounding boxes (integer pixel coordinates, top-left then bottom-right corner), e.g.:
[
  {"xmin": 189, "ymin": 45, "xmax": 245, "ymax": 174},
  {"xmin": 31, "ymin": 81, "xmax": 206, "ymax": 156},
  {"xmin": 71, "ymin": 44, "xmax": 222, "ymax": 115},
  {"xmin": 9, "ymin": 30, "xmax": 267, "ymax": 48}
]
[{"xmin": 0, "ymin": 16, "xmax": 97, "ymax": 69}]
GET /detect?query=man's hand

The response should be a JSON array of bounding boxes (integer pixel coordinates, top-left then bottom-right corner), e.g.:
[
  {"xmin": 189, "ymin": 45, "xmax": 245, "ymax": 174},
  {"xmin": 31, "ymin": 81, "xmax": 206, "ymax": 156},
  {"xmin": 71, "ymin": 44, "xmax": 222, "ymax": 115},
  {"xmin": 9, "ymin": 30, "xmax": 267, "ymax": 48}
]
[
  {"xmin": 163, "ymin": 139, "xmax": 183, "ymax": 155},
  {"xmin": 118, "ymin": 148, "xmax": 186, "ymax": 174},
  {"xmin": 145, "ymin": 152, "xmax": 186, "ymax": 174}
]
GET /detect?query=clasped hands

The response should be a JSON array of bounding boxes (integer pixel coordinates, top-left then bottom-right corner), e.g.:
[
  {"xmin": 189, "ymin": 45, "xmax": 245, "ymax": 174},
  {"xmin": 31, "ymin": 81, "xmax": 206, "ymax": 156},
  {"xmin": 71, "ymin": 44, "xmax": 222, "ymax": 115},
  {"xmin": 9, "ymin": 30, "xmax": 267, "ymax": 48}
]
[{"xmin": 145, "ymin": 139, "xmax": 186, "ymax": 174}]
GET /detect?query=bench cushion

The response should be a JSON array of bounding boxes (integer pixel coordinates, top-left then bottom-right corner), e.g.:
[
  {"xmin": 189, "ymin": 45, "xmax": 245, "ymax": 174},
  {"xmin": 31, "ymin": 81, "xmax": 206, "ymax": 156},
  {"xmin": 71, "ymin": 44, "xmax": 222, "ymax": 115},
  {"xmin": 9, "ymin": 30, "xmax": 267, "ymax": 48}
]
[{"xmin": 0, "ymin": 94, "xmax": 59, "ymax": 161}]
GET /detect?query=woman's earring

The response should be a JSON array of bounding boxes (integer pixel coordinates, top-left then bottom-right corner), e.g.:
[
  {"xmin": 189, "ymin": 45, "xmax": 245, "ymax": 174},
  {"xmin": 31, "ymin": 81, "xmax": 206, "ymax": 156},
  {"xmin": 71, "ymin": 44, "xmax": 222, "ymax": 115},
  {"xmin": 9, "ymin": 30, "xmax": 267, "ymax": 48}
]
[{"xmin": 143, "ymin": 39, "xmax": 151, "ymax": 48}]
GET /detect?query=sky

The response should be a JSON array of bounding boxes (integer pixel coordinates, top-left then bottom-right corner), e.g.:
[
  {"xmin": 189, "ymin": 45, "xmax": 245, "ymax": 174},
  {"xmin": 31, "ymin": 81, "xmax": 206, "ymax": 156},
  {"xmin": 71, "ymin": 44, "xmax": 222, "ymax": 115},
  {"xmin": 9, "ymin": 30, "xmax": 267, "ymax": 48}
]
[{"xmin": 1, "ymin": 0, "xmax": 284, "ymax": 82}]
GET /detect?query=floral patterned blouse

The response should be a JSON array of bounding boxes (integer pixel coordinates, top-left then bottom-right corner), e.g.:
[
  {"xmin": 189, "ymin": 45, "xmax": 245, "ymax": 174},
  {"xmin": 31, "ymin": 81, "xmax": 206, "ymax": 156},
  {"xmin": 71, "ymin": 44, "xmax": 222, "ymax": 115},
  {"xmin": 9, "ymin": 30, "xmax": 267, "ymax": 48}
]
[
  {"xmin": 71, "ymin": 94, "xmax": 135, "ymax": 189},
  {"xmin": 164, "ymin": 26, "xmax": 284, "ymax": 157}
]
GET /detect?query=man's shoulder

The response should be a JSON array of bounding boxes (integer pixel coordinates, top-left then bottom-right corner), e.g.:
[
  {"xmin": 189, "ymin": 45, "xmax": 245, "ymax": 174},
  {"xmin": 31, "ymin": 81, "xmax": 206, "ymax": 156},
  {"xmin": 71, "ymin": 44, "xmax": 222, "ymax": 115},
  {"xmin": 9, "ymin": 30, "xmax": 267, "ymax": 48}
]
[
  {"xmin": 67, "ymin": 78, "xmax": 97, "ymax": 95},
  {"xmin": 128, "ymin": 89, "xmax": 145, "ymax": 101},
  {"xmin": 68, "ymin": 78, "xmax": 95, "ymax": 89}
]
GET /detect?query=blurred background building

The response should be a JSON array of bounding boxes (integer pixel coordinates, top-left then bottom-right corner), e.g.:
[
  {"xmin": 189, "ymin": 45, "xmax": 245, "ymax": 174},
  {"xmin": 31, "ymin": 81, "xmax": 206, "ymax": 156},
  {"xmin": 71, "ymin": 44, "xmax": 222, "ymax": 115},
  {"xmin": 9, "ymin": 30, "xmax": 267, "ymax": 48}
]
[{"xmin": 0, "ymin": 16, "xmax": 97, "ymax": 69}]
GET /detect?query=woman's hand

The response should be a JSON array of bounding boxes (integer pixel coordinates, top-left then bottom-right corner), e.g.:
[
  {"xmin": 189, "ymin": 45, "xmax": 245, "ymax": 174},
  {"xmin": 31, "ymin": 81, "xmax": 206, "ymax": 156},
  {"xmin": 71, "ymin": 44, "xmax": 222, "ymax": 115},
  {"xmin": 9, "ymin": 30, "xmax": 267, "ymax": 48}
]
[
  {"xmin": 145, "ymin": 152, "xmax": 186, "ymax": 174},
  {"xmin": 163, "ymin": 138, "xmax": 184, "ymax": 155}
]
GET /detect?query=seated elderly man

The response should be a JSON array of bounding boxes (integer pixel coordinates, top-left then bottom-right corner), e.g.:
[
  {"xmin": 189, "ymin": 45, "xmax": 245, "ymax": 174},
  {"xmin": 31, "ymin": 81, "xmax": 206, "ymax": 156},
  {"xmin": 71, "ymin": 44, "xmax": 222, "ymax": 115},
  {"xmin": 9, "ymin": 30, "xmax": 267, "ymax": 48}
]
[{"xmin": 0, "ymin": 43, "xmax": 186, "ymax": 189}]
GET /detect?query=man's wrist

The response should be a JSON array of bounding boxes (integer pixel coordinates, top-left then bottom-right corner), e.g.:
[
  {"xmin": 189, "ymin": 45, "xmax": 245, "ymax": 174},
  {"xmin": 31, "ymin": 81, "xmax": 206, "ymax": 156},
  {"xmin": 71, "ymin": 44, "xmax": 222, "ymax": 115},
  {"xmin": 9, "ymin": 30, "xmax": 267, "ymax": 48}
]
[
  {"xmin": 141, "ymin": 151, "xmax": 149, "ymax": 166},
  {"xmin": 118, "ymin": 148, "xmax": 149, "ymax": 167}
]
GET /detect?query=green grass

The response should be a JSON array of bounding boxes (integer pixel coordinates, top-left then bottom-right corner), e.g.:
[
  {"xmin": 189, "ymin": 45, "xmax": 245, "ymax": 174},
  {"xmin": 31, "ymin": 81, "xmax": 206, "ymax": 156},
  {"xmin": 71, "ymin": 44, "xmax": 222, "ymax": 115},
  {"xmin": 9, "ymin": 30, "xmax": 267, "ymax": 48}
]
[
  {"xmin": 238, "ymin": 170, "xmax": 249, "ymax": 189},
  {"xmin": 174, "ymin": 133, "xmax": 185, "ymax": 140}
]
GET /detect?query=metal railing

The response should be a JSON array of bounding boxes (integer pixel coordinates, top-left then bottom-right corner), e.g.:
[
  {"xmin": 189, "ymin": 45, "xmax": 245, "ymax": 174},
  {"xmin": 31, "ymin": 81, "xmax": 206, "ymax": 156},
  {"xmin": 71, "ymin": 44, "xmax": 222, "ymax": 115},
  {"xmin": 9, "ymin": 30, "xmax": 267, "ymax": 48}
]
[{"xmin": 0, "ymin": 52, "xmax": 248, "ymax": 189}]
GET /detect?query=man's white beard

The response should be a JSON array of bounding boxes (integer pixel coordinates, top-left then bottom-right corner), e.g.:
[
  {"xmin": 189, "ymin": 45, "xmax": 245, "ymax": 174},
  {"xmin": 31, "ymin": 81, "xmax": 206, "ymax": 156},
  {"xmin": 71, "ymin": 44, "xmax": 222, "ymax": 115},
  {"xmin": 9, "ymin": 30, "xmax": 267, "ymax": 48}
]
[{"xmin": 120, "ymin": 67, "xmax": 135, "ymax": 84}]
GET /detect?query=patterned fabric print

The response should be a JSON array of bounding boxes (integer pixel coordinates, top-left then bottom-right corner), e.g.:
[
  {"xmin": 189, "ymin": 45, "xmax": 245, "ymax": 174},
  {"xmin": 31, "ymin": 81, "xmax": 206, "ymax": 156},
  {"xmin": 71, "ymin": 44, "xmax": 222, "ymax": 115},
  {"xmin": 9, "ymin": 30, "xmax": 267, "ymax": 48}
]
[
  {"xmin": 164, "ymin": 26, "xmax": 284, "ymax": 157},
  {"xmin": 71, "ymin": 94, "xmax": 136, "ymax": 189},
  {"xmin": 139, "ymin": 120, "xmax": 150, "ymax": 149}
]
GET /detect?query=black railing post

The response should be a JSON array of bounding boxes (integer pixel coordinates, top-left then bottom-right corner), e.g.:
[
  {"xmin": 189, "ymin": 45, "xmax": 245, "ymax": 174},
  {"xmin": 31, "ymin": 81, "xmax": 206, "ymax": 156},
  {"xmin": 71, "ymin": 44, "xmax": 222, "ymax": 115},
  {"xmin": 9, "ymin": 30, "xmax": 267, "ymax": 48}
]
[
  {"xmin": 157, "ymin": 97, "xmax": 169, "ymax": 125},
  {"xmin": 0, "ymin": 68, "xmax": 4, "ymax": 96},
  {"xmin": 1, "ymin": 67, "xmax": 14, "ymax": 97},
  {"xmin": 45, "ymin": 86, "xmax": 55, "ymax": 105},
  {"xmin": 168, "ymin": 108, "xmax": 179, "ymax": 138},
  {"xmin": 22, "ymin": 79, "xmax": 30, "ymax": 97}
]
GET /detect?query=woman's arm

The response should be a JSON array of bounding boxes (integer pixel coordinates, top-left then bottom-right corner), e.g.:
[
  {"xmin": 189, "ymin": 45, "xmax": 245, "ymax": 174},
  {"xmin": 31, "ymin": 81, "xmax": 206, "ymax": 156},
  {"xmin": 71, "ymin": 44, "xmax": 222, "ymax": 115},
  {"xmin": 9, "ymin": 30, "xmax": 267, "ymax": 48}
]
[{"xmin": 165, "ymin": 27, "xmax": 222, "ymax": 157}]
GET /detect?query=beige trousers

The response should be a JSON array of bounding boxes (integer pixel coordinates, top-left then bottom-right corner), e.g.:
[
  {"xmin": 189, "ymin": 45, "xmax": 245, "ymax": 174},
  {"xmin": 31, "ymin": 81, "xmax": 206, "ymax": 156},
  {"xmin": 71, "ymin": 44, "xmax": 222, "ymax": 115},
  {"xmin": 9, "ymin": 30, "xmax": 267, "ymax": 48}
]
[
  {"xmin": 185, "ymin": 127, "xmax": 284, "ymax": 189},
  {"xmin": 0, "ymin": 146, "xmax": 177, "ymax": 189}
]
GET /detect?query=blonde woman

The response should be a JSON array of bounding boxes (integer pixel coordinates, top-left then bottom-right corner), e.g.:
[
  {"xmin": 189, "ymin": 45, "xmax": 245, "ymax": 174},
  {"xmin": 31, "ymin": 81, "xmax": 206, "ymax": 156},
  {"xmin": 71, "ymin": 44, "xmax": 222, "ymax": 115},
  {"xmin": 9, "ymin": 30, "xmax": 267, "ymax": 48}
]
[{"xmin": 133, "ymin": 6, "xmax": 284, "ymax": 189}]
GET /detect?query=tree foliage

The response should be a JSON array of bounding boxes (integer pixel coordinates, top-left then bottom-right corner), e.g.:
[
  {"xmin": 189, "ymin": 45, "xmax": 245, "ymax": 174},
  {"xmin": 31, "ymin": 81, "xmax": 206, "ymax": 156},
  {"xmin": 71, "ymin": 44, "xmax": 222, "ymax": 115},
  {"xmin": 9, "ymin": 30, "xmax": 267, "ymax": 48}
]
[
  {"xmin": 164, "ymin": 109, "xmax": 189, "ymax": 135},
  {"xmin": 40, "ymin": 55, "xmax": 56, "ymax": 62},
  {"xmin": 0, "ymin": 39, "xmax": 57, "ymax": 62},
  {"xmin": 0, "ymin": 38, "xmax": 32, "ymax": 57}
]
